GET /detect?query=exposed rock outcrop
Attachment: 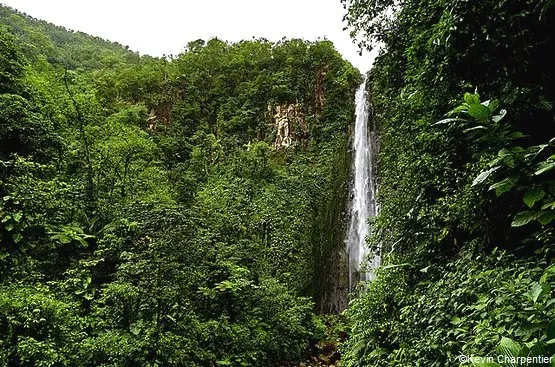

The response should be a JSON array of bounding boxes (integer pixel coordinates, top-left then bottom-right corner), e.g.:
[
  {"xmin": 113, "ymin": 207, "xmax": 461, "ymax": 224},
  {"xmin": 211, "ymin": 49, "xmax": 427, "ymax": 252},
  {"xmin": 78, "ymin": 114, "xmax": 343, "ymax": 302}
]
[{"xmin": 269, "ymin": 103, "xmax": 309, "ymax": 149}]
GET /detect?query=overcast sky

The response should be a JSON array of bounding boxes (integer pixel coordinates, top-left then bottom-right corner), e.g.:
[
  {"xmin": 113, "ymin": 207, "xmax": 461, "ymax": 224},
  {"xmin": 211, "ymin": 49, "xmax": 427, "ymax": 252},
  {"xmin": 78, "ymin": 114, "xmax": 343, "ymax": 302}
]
[{"xmin": 1, "ymin": 0, "xmax": 376, "ymax": 72}]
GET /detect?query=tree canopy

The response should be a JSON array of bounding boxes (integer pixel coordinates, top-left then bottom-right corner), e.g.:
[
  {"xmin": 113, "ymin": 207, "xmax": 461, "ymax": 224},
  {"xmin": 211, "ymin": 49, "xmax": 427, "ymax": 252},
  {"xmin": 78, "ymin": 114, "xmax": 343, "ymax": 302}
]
[{"xmin": 0, "ymin": 4, "xmax": 360, "ymax": 366}]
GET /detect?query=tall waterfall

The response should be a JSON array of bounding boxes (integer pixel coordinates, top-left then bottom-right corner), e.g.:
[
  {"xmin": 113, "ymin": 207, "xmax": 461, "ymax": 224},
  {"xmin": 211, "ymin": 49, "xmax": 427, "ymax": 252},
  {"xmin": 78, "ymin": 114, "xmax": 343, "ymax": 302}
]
[{"xmin": 346, "ymin": 77, "xmax": 380, "ymax": 292}]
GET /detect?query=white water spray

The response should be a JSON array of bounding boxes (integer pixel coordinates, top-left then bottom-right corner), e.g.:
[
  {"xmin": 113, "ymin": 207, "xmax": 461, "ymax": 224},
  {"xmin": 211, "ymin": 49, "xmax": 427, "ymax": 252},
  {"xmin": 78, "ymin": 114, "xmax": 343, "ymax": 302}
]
[{"xmin": 346, "ymin": 77, "xmax": 380, "ymax": 292}]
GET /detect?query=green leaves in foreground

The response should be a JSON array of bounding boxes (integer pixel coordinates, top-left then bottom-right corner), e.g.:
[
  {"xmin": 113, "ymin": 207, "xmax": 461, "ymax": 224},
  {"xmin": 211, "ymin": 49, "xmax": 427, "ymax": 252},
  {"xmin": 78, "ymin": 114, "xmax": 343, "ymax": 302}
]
[
  {"xmin": 472, "ymin": 323, "xmax": 555, "ymax": 367},
  {"xmin": 442, "ymin": 93, "xmax": 555, "ymax": 229},
  {"xmin": 48, "ymin": 225, "xmax": 95, "ymax": 247},
  {"xmin": 342, "ymin": 250, "xmax": 555, "ymax": 367}
]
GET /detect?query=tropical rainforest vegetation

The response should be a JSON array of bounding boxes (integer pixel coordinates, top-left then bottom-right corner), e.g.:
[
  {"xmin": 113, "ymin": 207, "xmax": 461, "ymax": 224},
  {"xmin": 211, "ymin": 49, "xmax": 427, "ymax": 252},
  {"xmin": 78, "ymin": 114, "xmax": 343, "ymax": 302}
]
[
  {"xmin": 340, "ymin": 0, "xmax": 555, "ymax": 365},
  {"xmin": 0, "ymin": 4, "xmax": 359, "ymax": 365},
  {"xmin": 1, "ymin": 0, "xmax": 554, "ymax": 366}
]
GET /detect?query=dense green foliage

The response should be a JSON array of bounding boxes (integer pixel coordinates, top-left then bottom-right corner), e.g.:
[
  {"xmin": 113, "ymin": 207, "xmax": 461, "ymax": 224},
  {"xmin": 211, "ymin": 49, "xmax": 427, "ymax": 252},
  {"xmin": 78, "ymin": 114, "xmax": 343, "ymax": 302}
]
[
  {"xmin": 0, "ymin": 5, "xmax": 360, "ymax": 366},
  {"xmin": 341, "ymin": 0, "xmax": 555, "ymax": 365},
  {"xmin": 4, "ymin": 1, "xmax": 553, "ymax": 365}
]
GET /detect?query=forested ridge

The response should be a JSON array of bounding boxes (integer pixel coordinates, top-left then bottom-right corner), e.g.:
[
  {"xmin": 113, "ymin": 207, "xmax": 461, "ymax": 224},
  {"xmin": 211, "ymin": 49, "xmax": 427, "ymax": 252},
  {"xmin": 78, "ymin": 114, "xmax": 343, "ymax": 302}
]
[
  {"xmin": 0, "ymin": 4, "xmax": 359, "ymax": 365},
  {"xmin": 1, "ymin": 0, "xmax": 555, "ymax": 366}
]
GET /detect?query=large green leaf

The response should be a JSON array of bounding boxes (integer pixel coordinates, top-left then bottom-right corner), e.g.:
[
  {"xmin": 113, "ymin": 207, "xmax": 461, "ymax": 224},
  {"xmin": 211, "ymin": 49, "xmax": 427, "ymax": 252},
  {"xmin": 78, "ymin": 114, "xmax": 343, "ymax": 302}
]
[
  {"xmin": 464, "ymin": 126, "xmax": 487, "ymax": 133},
  {"xmin": 467, "ymin": 103, "xmax": 492, "ymax": 123},
  {"xmin": 495, "ymin": 337, "xmax": 521, "ymax": 367},
  {"xmin": 525, "ymin": 282, "xmax": 545, "ymax": 303},
  {"xmin": 489, "ymin": 176, "xmax": 517, "ymax": 196},
  {"xmin": 511, "ymin": 211, "xmax": 539, "ymax": 227},
  {"xmin": 535, "ymin": 161, "xmax": 555, "ymax": 175},
  {"xmin": 464, "ymin": 92, "xmax": 481, "ymax": 105},
  {"xmin": 472, "ymin": 166, "xmax": 500, "ymax": 187},
  {"xmin": 484, "ymin": 99, "xmax": 499, "ymax": 113},
  {"xmin": 538, "ymin": 211, "xmax": 555, "ymax": 226},
  {"xmin": 433, "ymin": 117, "xmax": 467, "ymax": 125},
  {"xmin": 523, "ymin": 188, "xmax": 546, "ymax": 208}
]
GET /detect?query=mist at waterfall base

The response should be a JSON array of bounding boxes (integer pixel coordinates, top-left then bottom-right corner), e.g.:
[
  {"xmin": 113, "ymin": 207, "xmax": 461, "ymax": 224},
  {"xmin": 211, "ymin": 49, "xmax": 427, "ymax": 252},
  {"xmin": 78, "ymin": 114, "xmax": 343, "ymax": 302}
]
[{"xmin": 346, "ymin": 78, "xmax": 380, "ymax": 293}]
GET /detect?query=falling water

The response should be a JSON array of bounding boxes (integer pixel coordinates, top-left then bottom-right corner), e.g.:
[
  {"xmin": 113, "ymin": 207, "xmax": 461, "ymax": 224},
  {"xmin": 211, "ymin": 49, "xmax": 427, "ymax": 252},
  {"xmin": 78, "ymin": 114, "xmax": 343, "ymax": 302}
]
[{"xmin": 346, "ymin": 77, "xmax": 380, "ymax": 292}]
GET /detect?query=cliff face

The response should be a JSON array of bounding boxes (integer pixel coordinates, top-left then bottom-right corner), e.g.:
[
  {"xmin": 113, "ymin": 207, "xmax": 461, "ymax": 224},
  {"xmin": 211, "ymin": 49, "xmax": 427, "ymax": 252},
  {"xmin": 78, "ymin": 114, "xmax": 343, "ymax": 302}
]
[
  {"xmin": 268, "ymin": 66, "xmax": 328, "ymax": 150},
  {"xmin": 313, "ymin": 133, "xmax": 351, "ymax": 314},
  {"xmin": 269, "ymin": 103, "xmax": 309, "ymax": 149}
]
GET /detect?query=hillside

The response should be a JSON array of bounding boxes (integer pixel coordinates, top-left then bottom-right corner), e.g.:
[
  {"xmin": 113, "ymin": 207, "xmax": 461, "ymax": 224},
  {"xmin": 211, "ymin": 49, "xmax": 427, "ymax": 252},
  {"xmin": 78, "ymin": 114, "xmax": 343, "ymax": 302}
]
[
  {"xmin": 1, "ymin": 4, "xmax": 359, "ymax": 365},
  {"xmin": 2, "ymin": 1, "xmax": 555, "ymax": 366},
  {"xmin": 0, "ymin": 4, "xmax": 140, "ymax": 69}
]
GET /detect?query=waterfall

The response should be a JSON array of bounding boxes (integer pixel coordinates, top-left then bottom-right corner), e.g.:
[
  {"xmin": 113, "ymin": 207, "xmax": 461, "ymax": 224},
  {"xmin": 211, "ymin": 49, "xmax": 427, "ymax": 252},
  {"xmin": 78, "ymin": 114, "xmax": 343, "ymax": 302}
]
[{"xmin": 346, "ymin": 77, "xmax": 380, "ymax": 292}]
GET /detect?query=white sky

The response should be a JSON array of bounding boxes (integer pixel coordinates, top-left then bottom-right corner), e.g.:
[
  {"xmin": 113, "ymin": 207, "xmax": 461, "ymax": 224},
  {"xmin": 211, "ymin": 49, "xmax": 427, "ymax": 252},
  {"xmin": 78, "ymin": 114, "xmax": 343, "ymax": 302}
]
[{"xmin": 1, "ymin": 0, "xmax": 376, "ymax": 72}]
